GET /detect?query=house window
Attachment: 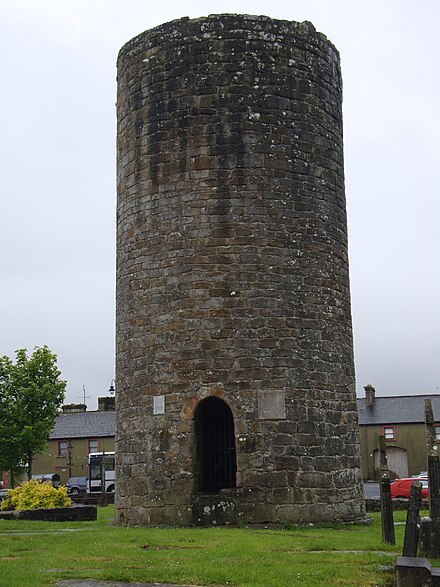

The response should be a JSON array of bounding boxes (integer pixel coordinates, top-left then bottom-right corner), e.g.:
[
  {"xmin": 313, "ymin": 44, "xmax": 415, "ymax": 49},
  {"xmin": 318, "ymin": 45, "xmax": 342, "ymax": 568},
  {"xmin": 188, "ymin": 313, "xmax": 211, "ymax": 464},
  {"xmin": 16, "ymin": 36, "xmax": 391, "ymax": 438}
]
[
  {"xmin": 88, "ymin": 439, "xmax": 99, "ymax": 454},
  {"xmin": 383, "ymin": 426, "xmax": 396, "ymax": 441},
  {"xmin": 57, "ymin": 440, "xmax": 68, "ymax": 457},
  {"xmin": 435, "ymin": 425, "xmax": 440, "ymax": 442}
]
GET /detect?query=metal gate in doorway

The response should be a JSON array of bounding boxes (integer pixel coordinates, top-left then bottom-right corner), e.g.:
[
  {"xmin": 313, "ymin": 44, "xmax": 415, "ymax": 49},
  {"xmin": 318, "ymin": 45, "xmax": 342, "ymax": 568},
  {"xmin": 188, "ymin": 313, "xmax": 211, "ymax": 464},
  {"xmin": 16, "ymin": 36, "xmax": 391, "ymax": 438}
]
[{"xmin": 194, "ymin": 397, "xmax": 237, "ymax": 492}]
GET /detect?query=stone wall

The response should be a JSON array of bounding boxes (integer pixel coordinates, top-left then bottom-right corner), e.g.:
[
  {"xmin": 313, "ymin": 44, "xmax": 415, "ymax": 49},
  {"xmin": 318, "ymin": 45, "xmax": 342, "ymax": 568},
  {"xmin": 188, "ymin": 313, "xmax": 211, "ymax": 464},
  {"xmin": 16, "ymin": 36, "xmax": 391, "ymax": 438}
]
[
  {"xmin": 115, "ymin": 14, "xmax": 365, "ymax": 526},
  {"xmin": 0, "ymin": 505, "xmax": 97, "ymax": 522}
]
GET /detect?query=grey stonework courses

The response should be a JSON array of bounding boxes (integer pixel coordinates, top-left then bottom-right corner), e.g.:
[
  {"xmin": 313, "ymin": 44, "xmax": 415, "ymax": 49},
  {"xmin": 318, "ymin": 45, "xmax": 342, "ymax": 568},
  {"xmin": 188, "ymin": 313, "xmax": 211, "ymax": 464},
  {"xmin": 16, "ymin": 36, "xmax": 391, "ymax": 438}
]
[{"xmin": 115, "ymin": 14, "xmax": 365, "ymax": 526}]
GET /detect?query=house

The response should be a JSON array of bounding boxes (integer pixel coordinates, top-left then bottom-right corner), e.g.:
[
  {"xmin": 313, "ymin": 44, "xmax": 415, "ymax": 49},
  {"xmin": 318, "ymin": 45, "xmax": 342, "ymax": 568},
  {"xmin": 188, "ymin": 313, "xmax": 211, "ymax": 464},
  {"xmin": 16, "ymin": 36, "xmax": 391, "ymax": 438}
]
[
  {"xmin": 357, "ymin": 386, "xmax": 440, "ymax": 480},
  {"xmin": 32, "ymin": 397, "xmax": 116, "ymax": 484}
]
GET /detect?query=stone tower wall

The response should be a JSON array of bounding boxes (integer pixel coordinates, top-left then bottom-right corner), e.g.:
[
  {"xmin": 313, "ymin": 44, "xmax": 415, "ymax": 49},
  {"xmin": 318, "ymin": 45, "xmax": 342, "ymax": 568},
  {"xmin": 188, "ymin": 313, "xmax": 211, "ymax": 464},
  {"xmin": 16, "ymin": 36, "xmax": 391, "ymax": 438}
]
[{"xmin": 115, "ymin": 14, "xmax": 365, "ymax": 526}]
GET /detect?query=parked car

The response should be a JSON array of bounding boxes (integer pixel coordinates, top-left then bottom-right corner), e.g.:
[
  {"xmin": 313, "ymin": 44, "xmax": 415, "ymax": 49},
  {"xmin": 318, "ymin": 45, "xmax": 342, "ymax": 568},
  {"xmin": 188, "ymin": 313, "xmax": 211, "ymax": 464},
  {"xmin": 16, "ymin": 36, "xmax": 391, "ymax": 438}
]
[
  {"xmin": 390, "ymin": 477, "xmax": 428, "ymax": 499},
  {"xmin": 67, "ymin": 476, "xmax": 87, "ymax": 494}
]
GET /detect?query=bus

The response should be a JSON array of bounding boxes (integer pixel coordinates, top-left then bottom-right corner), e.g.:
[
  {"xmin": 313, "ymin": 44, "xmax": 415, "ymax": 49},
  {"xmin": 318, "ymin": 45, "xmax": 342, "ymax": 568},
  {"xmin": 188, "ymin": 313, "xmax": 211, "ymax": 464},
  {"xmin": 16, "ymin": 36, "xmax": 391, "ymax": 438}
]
[{"xmin": 87, "ymin": 451, "xmax": 115, "ymax": 493}]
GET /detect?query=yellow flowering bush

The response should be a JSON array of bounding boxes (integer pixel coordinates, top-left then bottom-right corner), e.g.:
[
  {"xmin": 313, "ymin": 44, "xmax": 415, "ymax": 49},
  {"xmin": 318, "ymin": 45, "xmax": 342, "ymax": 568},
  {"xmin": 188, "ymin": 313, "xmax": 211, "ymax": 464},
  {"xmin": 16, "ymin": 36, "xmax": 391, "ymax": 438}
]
[{"xmin": 0, "ymin": 479, "xmax": 71, "ymax": 510}]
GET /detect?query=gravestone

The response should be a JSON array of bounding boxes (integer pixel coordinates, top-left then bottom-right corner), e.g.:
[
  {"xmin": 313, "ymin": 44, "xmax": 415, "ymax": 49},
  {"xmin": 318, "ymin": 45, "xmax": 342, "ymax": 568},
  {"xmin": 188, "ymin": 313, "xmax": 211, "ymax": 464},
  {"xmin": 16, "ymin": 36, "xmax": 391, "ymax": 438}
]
[
  {"xmin": 379, "ymin": 435, "xmax": 395, "ymax": 544},
  {"xmin": 402, "ymin": 480, "xmax": 422, "ymax": 557},
  {"xmin": 420, "ymin": 399, "xmax": 440, "ymax": 557}
]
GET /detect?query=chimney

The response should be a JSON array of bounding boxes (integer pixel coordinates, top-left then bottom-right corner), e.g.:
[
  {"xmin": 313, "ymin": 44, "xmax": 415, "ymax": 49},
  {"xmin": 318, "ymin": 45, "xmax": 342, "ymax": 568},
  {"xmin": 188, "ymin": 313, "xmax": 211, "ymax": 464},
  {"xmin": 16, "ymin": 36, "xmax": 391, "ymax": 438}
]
[
  {"xmin": 62, "ymin": 403, "xmax": 87, "ymax": 413},
  {"xmin": 364, "ymin": 384, "xmax": 376, "ymax": 407},
  {"xmin": 98, "ymin": 396, "xmax": 115, "ymax": 411}
]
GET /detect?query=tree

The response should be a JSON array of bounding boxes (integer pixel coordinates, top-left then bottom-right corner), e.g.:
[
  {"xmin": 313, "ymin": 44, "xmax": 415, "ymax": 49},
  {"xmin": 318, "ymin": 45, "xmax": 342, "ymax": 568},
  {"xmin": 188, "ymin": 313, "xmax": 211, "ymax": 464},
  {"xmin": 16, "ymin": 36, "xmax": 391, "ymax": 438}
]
[
  {"xmin": 0, "ymin": 346, "xmax": 66, "ymax": 482},
  {"xmin": 0, "ymin": 357, "xmax": 24, "ymax": 485}
]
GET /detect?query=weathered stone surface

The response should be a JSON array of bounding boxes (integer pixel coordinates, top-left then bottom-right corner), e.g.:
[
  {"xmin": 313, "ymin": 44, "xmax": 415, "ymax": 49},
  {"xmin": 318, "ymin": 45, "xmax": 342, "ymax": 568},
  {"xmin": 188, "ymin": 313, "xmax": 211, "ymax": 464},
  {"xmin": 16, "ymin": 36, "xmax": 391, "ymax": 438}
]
[
  {"xmin": 115, "ymin": 14, "xmax": 365, "ymax": 526},
  {"xmin": 379, "ymin": 435, "xmax": 396, "ymax": 545},
  {"xmin": 192, "ymin": 495, "xmax": 237, "ymax": 526},
  {"xmin": 403, "ymin": 481, "xmax": 423, "ymax": 557},
  {"xmin": 395, "ymin": 557, "xmax": 435, "ymax": 587}
]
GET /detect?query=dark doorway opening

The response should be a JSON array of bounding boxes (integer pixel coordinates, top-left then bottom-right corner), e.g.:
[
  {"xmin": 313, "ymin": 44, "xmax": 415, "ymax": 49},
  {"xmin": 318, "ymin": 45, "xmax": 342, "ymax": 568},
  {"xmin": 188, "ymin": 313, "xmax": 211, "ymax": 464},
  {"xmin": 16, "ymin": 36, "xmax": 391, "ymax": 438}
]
[{"xmin": 194, "ymin": 397, "xmax": 237, "ymax": 492}]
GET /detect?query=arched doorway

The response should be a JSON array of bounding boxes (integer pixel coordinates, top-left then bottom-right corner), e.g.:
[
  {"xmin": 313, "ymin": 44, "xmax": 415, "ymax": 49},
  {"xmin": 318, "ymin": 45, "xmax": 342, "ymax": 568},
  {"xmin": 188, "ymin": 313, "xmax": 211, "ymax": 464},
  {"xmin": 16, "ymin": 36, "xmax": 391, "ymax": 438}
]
[{"xmin": 194, "ymin": 397, "xmax": 237, "ymax": 492}]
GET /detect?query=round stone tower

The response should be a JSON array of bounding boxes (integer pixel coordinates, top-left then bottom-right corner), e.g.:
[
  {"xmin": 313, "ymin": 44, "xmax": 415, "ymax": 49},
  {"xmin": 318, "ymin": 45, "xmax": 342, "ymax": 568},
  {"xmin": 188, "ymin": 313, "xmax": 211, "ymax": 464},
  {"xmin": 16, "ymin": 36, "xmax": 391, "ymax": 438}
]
[{"xmin": 115, "ymin": 14, "xmax": 365, "ymax": 526}]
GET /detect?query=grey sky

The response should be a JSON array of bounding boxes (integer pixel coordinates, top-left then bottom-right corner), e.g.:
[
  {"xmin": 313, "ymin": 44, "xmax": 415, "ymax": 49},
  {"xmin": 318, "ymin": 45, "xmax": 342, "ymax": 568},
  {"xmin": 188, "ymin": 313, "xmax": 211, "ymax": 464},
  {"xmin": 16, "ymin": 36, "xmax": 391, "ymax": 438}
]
[{"xmin": 0, "ymin": 0, "xmax": 438, "ymax": 408}]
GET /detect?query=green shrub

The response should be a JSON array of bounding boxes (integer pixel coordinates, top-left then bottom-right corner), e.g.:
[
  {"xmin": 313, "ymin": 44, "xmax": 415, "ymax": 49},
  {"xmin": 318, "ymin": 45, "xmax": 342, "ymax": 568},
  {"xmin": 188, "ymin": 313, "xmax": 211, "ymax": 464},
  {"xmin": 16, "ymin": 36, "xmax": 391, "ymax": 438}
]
[{"xmin": 1, "ymin": 478, "xmax": 71, "ymax": 510}]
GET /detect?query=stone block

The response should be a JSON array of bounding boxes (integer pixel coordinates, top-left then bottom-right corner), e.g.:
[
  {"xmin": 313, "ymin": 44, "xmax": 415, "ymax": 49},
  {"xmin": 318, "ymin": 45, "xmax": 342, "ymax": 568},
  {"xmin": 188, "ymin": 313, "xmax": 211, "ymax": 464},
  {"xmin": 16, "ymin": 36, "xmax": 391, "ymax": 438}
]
[
  {"xmin": 192, "ymin": 495, "xmax": 237, "ymax": 526},
  {"xmin": 395, "ymin": 557, "xmax": 433, "ymax": 587}
]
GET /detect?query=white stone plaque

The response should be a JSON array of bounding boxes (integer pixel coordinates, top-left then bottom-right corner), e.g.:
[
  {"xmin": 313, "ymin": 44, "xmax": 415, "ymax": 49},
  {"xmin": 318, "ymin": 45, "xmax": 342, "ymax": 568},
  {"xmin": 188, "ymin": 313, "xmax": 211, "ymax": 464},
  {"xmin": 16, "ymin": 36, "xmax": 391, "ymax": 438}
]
[
  {"xmin": 257, "ymin": 389, "xmax": 286, "ymax": 419},
  {"xmin": 153, "ymin": 395, "xmax": 165, "ymax": 415}
]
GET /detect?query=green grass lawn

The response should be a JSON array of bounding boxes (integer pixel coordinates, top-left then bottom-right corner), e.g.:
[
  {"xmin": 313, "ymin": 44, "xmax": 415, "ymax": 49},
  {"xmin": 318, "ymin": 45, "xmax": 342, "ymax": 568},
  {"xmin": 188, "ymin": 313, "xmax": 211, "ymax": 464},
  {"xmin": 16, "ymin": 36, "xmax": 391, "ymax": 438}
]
[{"xmin": 0, "ymin": 506, "xmax": 428, "ymax": 586}]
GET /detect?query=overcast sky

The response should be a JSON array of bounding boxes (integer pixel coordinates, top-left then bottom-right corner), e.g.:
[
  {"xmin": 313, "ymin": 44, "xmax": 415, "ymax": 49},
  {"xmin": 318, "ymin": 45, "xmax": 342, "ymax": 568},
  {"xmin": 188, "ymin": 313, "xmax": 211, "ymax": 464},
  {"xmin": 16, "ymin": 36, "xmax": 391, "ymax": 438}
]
[{"xmin": 0, "ymin": 0, "xmax": 438, "ymax": 408}]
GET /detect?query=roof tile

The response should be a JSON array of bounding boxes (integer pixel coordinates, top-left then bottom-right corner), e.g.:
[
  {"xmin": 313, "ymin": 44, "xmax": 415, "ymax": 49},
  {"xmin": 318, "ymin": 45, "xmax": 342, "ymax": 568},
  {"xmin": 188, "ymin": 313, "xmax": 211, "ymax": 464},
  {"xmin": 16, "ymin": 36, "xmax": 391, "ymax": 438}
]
[
  {"xmin": 357, "ymin": 395, "xmax": 440, "ymax": 425},
  {"xmin": 50, "ymin": 411, "xmax": 115, "ymax": 439}
]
